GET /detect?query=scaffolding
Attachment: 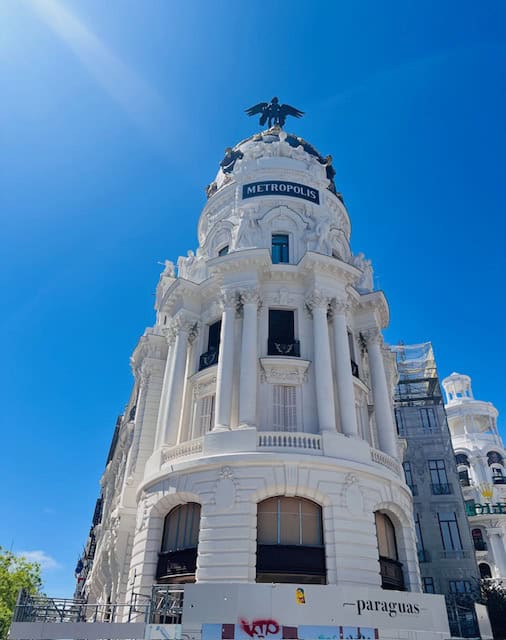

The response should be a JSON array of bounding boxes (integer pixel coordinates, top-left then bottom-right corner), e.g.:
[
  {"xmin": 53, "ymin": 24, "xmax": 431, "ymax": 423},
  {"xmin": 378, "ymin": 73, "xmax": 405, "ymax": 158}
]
[{"xmin": 391, "ymin": 342, "xmax": 443, "ymax": 406}]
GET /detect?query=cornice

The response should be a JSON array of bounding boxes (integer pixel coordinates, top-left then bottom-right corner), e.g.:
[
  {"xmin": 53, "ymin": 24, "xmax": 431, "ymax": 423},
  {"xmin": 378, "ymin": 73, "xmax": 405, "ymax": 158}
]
[
  {"xmin": 207, "ymin": 248, "xmax": 272, "ymax": 276},
  {"xmin": 299, "ymin": 251, "xmax": 361, "ymax": 286},
  {"xmin": 355, "ymin": 290, "xmax": 390, "ymax": 328}
]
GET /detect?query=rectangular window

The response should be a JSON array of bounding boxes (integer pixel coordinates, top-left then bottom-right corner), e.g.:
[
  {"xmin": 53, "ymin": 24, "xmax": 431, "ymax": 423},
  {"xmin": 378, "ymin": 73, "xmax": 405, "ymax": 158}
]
[
  {"xmin": 429, "ymin": 459, "xmax": 448, "ymax": 484},
  {"xmin": 394, "ymin": 408, "xmax": 405, "ymax": 435},
  {"xmin": 449, "ymin": 580, "xmax": 472, "ymax": 594},
  {"xmin": 420, "ymin": 407, "xmax": 435, "ymax": 429},
  {"xmin": 403, "ymin": 461, "xmax": 414, "ymax": 486},
  {"xmin": 198, "ymin": 395, "xmax": 215, "ymax": 434},
  {"xmin": 208, "ymin": 320, "xmax": 221, "ymax": 351},
  {"xmin": 268, "ymin": 309, "xmax": 299, "ymax": 356},
  {"xmin": 423, "ymin": 577, "xmax": 435, "ymax": 594},
  {"xmin": 414, "ymin": 513, "xmax": 424, "ymax": 551},
  {"xmin": 272, "ymin": 234, "xmax": 289, "ymax": 264},
  {"xmin": 438, "ymin": 512, "xmax": 463, "ymax": 551},
  {"xmin": 273, "ymin": 385, "xmax": 297, "ymax": 431}
]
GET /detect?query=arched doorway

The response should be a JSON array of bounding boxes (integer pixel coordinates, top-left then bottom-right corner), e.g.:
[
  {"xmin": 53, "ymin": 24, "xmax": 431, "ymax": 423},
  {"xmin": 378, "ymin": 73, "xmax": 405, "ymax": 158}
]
[{"xmin": 375, "ymin": 512, "xmax": 405, "ymax": 590}]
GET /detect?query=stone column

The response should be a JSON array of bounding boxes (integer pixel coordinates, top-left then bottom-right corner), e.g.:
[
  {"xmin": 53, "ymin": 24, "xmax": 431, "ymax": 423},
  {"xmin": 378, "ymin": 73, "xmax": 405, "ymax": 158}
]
[
  {"xmin": 364, "ymin": 327, "xmax": 398, "ymax": 458},
  {"xmin": 307, "ymin": 291, "xmax": 336, "ymax": 432},
  {"xmin": 239, "ymin": 288, "xmax": 260, "ymax": 428},
  {"xmin": 214, "ymin": 290, "xmax": 237, "ymax": 430},
  {"xmin": 156, "ymin": 314, "xmax": 196, "ymax": 447},
  {"xmin": 488, "ymin": 529, "xmax": 506, "ymax": 577},
  {"xmin": 331, "ymin": 300, "xmax": 359, "ymax": 438}
]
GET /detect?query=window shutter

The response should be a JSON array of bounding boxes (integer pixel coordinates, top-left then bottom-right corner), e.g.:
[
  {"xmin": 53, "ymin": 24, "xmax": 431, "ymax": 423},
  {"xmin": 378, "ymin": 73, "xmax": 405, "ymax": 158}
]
[
  {"xmin": 272, "ymin": 385, "xmax": 297, "ymax": 431},
  {"xmin": 285, "ymin": 385, "xmax": 297, "ymax": 431},
  {"xmin": 199, "ymin": 395, "xmax": 215, "ymax": 434},
  {"xmin": 273, "ymin": 385, "xmax": 284, "ymax": 431}
]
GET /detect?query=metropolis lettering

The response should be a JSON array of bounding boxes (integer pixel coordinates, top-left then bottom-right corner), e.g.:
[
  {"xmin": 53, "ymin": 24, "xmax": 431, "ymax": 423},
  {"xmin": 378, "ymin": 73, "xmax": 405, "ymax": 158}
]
[{"xmin": 242, "ymin": 181, "xmax": 320, "ymax": 204}]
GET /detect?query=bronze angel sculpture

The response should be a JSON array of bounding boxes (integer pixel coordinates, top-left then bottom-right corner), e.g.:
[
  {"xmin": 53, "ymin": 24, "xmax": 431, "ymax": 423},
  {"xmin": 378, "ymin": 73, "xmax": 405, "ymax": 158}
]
[{"xmin": 245, "ymin": 97, "xmax": 304, "ymax": 128}]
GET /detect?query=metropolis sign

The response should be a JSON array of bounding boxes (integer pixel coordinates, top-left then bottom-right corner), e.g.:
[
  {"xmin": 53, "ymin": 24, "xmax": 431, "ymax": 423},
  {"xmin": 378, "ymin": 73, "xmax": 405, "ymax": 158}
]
[{"xmin": 242, "ymin": 181, "xmax": 320, "ymax": 204}]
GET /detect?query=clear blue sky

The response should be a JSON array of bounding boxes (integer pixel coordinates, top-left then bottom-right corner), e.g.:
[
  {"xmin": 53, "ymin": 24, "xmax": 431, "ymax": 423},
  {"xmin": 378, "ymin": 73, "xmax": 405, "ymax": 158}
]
[{"xmin": 1, "ymin": 0, "xmax": 505, "ymax": 597}]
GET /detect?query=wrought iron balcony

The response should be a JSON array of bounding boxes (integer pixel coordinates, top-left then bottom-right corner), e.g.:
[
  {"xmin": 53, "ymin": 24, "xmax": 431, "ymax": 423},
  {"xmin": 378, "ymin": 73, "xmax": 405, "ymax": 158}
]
[
  {"xmin": 459, "ymin": 478, "xmax": 471, "ymax": 487},
  {"xmin": 267, "ymin": 338, "xmax": 300, "ymax": 357},
  {"xmin": 156, "ymin": 548, "xmax": 197, "ymax": 581},
  {"xmin": 431, "ymin": 482, "xmax": 452, "ymax": 495},
  {"xmin": 493, "ymin": 476, "xmax": 506, "ymax": 484},
  {"xmin": 199, "ymin": 348, "xmax": 219, "ymax": 371},
  {"xmin": 351, "ymin": 359, "xmax": 359, "ymax": 378},
  {"xmin": 474, "ymin": 540, "xmax": 487, "ymax": 551},
  {"xmin": 379, "ymin": 557, "xmax": 405, "ymax": 591}
]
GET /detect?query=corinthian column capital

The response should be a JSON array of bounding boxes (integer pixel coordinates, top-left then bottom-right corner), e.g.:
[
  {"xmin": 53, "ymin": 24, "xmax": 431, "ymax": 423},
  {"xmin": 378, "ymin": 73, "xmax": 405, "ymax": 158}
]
[
  {"xmin": 239, "ymin": 287, "xmax": 261, "ymax": 308},
  {"xmin": 219, "ymin": 289, "xmax": 239, "ymax": 311},
  {"xmin": 305, "ymin": 289, "xmax": 331, "ymax": 312},
  {"xmin": 362, "ymin": 326, "xmax": 383, "ymax": 347},
  {"xmin": 330, "ymin": 298, "xmax": 351, "ymax": 316},
  {"xmin": 171, "ymin": 312, "xmax": 199, "ymax": 339}
]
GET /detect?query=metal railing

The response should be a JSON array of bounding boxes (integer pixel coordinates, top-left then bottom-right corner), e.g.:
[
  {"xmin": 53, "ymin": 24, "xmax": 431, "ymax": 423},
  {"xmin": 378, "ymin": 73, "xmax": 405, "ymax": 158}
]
[
  {"xmin": 13, "ymin": 592, "xmax": 149, "ymax": 624},
  {"xmin": 267, "ymin": 339, "xmax": 300, "ymax": 357},
  {"xmin": 199, "ymin": 348, "xmax": 219, "ymax": 371},
  {"xmin": 13, "ymin": 586, "xmax": 184, "ymax": 625}
]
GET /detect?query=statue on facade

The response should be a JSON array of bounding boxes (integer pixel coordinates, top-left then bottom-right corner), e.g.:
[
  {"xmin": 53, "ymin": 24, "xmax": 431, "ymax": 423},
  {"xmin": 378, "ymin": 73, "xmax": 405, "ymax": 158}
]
[
  {"xmin": 233, "ymin": 207, "xmax": 261, "ymax": 250},
  {"xmin": 160, "ymin": 259, "xmax": 175, "ymax": 278},
  {"xmin": 177, "ymin": 250, "xmax": 195, "ymax": 279},
  {"xmin": 245, "ymin": 97, "xmax": 304, "ymax": 128},
  {"xmin": 220, "ymin": 147, "xmax": 244, "ymax": 174},
  {"xmin": 205, "ymin": 181, "xmax": 218, "ymax": 198},
  {"xmin": 352, "ymin": 252, "xmax": 374, "ymax": 292}
]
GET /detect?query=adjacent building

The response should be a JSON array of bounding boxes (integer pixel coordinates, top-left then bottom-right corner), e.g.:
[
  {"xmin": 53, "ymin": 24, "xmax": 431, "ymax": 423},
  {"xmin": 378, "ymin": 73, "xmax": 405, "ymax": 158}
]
[
  {"xmin": 443, "ymin": 372, "xmax": 506, "ymax": 580},
  {"xmin": 391, "ymin": 344, "xmax": 481, "ymax": 637}
]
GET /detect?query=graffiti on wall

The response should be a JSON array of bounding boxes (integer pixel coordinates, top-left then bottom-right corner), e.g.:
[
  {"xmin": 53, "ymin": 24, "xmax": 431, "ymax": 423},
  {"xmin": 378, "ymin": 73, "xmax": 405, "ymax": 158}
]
[{"xmin": 201, "ymin": 624, "xmax": 378, "ymax": 640}]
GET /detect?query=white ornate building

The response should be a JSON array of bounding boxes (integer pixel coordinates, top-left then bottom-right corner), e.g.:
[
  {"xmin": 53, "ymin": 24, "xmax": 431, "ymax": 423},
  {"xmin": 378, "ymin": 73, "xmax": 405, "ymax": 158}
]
[
  {"xmin": 66, "ymin": 126, "xmax": 453, "ymax": 640},
  {"xmin": 443, "ymin": 372, "xmax": 506, "ymax": 580}
]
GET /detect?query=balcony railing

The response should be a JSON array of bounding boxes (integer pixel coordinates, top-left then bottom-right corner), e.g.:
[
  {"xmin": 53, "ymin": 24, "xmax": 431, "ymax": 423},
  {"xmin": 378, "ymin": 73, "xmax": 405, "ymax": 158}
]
[
  {"xmin": 268, "ymin": 338, "xmax": 300, "ymax": 357},
  {"xmin": 459, "ymin": 478, "xmax": 471, "ymax": 487},
  {"xmin": 156, "ymin": 548, "xmax": 197, "ymax": 581},
  {"xmin": 351, "ymin": 359, "xmax": 359, "ymax": 378},
  {"xmin": 199, "ymin": 348, "xmax": 219, "ymax": 371},
  {"xmin": 431, "ymin": 482, "xmax": 453, "ymax": 495},
  {"xmin": 379, "ymin": 557, "xmax": 405, "ymax": 591},
  {"xmin": 493, "ymin": 476, "xmax": 506, "ymax": 484},
  {"xmin": 257, "ymin": 432, "xmax": 322, "ymax": 453},
  {"xmin": 473, "ymin": 540, "xmax": 487, "ymax": 551}
]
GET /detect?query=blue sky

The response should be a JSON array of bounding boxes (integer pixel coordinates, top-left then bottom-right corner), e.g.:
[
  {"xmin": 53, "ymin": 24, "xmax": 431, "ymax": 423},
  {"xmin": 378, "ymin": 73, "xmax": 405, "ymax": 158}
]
[{"xmin": 1, "ymin": 0, "xmax": 505, "ymax": 597}]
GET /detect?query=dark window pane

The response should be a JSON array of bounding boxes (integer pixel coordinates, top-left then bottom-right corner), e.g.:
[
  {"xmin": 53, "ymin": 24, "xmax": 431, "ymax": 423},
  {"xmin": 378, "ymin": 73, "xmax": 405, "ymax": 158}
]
[
  {"xmin": 272, "ymin": 234, "xmax": 289, "ymax": 264},
  {"xmin": 269, "ymin": 310, "xmax": 294, "ymax": 343},
  {"xmin": 208, "ymin": 321, "xmax": 221, "ymax": 351},
  {"xmin": 218, "ymin": 245, "xmax": 229, "ymax": 256}
]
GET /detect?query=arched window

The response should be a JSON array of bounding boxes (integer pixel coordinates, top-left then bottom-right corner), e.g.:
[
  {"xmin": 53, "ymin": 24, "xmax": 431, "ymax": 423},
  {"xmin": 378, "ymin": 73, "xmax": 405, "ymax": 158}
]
[
  {"xmin": 157, "ymin": 503, "xmax": 201, "ymax": 583},
  {"xmin": 472, "ymin": 528, "xmax": 487, "ymax": 551},
  {"xmin": 256, "ymin": 497, "xmax": 325, "ymax": 584},
  {"xmin": 479, "ymin": 563, "xmax": 492, "ymax": 579},
  {"xmin": 455, "ymin": 453, "xmax": 470, "ymax": 467},
  {"xmin": 487, "ymin": 451, "xmax": 504, "ymax": 466},
  {"xmin": 375, "ymin": 512, "xmax": 404, "ymax": 591}
]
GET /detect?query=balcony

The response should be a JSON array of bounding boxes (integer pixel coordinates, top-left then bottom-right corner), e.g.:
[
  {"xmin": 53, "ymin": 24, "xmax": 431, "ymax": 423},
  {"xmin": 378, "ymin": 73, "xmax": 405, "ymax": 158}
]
[
  {"xmin": 156, "ymin": 548, "xmax": 197, "ymax": 582},
  {"xmin": 459, "ymin": 478, "xmax": 471, "ymax": 487},
  {"xmin": 351, "ymin": 359, "xmax": 359, "ymax": 378},
  {"xmin": 198, "ymin": 348, "xmax": 219, "ymax": 371},
  {"xmin": 268, "ymin": 338, "xmax": 300, "ymax": 357},
  {"xmin": 431, "ymin": 482, "xmax": 452, "ymax": 495},
  {"xmin": 473, "ymin": 540, "xmax": 487, "ymax": 551},
  {"xmin": 257, "ymin": 544, "xmax": 326, "ymax": 584},
  {"xmin": 493, "ymin": 476, "xmax": 506, "ymax": 484},
  {"xmin": 379, "ymin": 557, "xmax": 405, "ymax": 591}
]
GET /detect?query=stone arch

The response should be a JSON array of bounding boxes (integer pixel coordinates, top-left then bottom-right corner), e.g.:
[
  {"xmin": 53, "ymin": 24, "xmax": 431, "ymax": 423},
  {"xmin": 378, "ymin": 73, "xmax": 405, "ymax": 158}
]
[
  {"xmin": 259, "ymin": 205, "xmax": 308, "ymax": 263},
  {"xmin": 204, "ymin": 221, "xmax": 234, "ymax": 256},
  {"xmin": 372, "ymin": 500, "xmax": 418, "ymax": 591}
]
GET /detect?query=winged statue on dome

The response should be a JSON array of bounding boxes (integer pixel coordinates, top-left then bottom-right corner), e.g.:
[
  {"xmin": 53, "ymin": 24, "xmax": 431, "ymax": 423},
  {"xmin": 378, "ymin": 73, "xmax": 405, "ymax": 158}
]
[{"xmin": 245, "ymin": 97, "xmax": 304, "ymax": 128}]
